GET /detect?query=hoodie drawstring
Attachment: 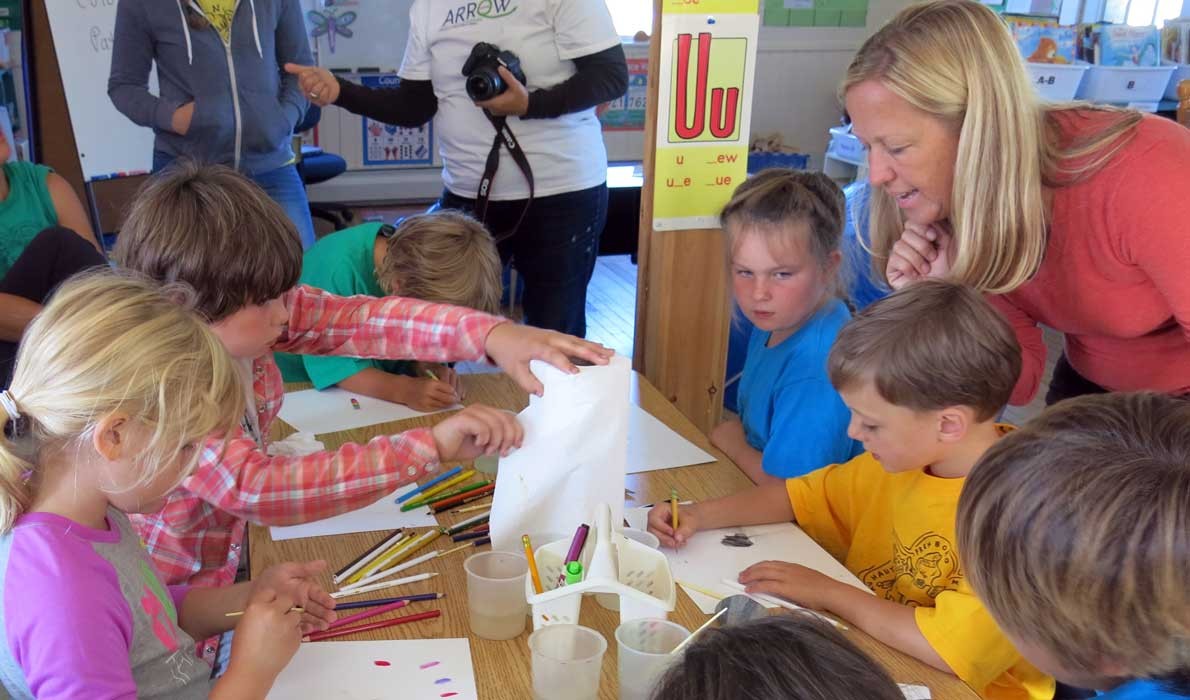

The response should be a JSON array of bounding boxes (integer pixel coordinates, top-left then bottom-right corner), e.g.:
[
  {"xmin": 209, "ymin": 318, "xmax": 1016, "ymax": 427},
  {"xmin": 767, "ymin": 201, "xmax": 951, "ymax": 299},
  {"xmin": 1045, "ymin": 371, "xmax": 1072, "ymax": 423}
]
[
  {"xmin": 177, "ymin": 2, "xmax": 194, "ymax": 65},
  {"xmin": 248, "ymin": 0, "xmax": 263, "ymax": 58}
]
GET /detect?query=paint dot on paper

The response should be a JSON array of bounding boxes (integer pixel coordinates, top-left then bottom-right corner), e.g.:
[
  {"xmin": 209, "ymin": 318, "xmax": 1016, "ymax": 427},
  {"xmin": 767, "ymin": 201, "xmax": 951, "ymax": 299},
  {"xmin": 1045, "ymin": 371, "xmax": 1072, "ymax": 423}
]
[
  {"xmin": 441, "ymin": 693, "xmax": 458, "ymax": 698},
  {"xmin": 419, "ymin": 661, "xmax": 441, "ymax": 670},
  {"xmin": 435, "ymin": 678, "xmax": 452, "ymax": 685},
  {"xmin": 373, "ymin": 660, "xmax": 391, "ymax": 667}
]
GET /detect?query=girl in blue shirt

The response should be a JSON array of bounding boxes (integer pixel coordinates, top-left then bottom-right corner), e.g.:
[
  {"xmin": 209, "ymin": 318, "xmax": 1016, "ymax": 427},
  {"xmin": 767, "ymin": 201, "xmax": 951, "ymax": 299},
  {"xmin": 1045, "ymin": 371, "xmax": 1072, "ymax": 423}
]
[{"xmin": 710, "ymin": 169, "xmax": 862, "ymax": 484}]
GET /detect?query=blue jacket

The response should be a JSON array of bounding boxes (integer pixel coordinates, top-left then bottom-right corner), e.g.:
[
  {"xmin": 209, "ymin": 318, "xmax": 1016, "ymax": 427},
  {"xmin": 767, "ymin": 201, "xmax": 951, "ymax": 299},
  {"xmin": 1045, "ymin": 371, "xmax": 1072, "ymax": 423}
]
[{"xmin": 108, "ymin": 0, "xmax": 312, "ymax": 175}]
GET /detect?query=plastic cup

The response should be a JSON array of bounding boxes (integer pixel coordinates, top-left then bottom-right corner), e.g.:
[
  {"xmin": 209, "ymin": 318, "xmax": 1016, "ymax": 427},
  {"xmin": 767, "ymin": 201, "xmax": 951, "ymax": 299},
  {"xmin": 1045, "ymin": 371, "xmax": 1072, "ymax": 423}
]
[
  {"xmin": 597, "ymin": 528, "xmax": 661, "ymax": 611},
  {"xmin": 616, "ymin": 618, "xmax": 690, "ymax": 700},
  {"xmin": 529, "ymin": 624, "xmax": 607, "ymax": 700},
  {"xmin": 464, "ymin": 551, "xmax": 528, "ymax": 640}
]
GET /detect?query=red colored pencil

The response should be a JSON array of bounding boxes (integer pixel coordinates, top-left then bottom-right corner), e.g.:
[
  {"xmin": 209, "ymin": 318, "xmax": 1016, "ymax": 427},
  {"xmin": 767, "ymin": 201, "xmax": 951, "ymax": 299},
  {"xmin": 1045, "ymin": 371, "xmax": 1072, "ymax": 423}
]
[
  {"xmin": 327, "ymin": 600, "xmax": 408, "ymax": 629},
  {"xmin": 303, "ymin": 609, "xmax": 442, "ymax": 642},
  {"xmin": 431, "ymin": 483, "xmax": 495, "ymax": 512}
]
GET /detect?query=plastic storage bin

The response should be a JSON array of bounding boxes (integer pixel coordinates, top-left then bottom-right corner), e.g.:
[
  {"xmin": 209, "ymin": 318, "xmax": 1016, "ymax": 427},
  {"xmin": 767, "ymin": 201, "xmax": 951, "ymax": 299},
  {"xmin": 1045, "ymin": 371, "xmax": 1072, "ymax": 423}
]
[
  {"xmin": 1076, "ymin": 64, "xmax": 1176, "ymax": 106},
  {"xmin": 747, "ymin": 152, "xmax": 810, "ymax": 172},
  {"xmin": 1025, "ymin": 62, "xmax": 1090, "ymax": 101},
  {"xmin": 826, "ymin": 125, "xmax": 866, "ymax": 166},
  {"xmin": 1163, "ymin": 60, "xmax": 1190, "ymax": 100},
  {"xmin": 525, "ymin": 503, "xmax": 676, "ymax": 631}
]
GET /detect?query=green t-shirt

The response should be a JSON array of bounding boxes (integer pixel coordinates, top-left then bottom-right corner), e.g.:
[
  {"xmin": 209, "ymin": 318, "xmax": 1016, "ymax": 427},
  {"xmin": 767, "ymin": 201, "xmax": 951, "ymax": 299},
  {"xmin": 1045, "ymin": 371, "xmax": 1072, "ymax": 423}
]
[
  {"xmin": 275, "ymin": 222, "xmax": 411, "ymax": 388},
  {"xmin": 0, "ymin": 162, "xmax": 59, "ymax": 280}
]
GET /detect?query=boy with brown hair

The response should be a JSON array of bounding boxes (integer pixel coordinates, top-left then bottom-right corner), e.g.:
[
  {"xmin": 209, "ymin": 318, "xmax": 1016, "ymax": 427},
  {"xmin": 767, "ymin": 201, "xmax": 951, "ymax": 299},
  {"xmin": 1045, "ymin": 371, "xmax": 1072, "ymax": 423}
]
[
  {"xmin": 112, "ymin": 161, "xmax": 611, "ymax": 597},
  {"xmin": 275, "ymin": 211, "xmax": 503, "ymax": 411},
  {"xmin": 648, "ymin": 280, "xmax": 1054, "ymax": 699},
  {"xmin": 958, "ymin": 392, "xmax": 1190, "ymax": 699}
]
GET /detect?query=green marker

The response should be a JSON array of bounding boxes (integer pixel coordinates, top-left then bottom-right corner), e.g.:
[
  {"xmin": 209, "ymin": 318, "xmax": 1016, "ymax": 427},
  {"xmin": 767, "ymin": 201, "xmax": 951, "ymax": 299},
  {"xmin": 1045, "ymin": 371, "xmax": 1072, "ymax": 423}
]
[{"xmin": 564, "ymin": 560, "xmax": 584, "ymax": 585}]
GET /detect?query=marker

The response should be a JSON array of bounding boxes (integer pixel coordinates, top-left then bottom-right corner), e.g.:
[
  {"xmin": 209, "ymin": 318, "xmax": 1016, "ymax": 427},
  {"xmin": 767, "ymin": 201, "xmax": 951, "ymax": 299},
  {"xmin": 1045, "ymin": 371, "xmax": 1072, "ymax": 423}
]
[
  {"xmin": 557, "ymin": 524, "xmax": 590, "ymax": 587},
  {"xmin": 350, "ymin": 397, "xmax": 361, "ymax": 410},
  {"xmin": 524, "ymin": 535, "xmax": 544, "ymax": 594},
  {"xmin": 564, "ymin": 561, "xmax": 584, "ymax": 585},
  {"xmin": 396, "ymin": 465, "xmax": 463, "ymax": 504}
]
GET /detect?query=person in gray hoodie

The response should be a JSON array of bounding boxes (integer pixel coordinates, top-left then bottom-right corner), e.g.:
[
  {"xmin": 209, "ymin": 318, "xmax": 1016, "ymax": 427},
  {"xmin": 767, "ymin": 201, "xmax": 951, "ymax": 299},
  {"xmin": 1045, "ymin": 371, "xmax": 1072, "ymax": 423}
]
[{"xmin": 108, "ymin": 0, "xmax": 317, "ymax": 249}]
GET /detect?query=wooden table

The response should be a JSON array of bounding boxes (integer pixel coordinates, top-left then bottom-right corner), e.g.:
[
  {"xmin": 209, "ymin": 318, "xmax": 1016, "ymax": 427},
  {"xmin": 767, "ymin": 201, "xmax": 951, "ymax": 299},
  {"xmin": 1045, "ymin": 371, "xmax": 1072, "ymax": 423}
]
[{"xmin": 252, "ymin": 372, "xmax": 979, "ymax": 700}]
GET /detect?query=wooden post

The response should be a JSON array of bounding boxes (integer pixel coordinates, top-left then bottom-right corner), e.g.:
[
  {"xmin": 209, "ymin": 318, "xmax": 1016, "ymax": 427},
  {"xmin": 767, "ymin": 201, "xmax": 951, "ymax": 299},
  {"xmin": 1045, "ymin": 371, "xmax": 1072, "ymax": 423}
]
[{"xmin": 633, "ymin": 0, "xmax": 732, "ymax": 434}]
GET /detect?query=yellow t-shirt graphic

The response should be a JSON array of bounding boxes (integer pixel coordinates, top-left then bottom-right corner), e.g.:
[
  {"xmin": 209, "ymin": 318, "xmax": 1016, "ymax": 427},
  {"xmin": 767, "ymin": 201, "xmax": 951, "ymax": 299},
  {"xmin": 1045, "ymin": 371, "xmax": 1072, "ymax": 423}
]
[
  {"xmin": 196, "ymin": 0, "xmax": 236, "ymax": 44},
  {"xmin": 786, "ymin": 433, "xmax": 1055, "ymax": 700}
]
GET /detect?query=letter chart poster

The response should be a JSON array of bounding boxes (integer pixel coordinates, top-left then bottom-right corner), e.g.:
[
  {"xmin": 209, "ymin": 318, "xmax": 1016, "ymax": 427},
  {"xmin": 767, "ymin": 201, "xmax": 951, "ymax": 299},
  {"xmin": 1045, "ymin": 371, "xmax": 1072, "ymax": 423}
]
[
  {"xmin": 359, "ymin": 74, "xmax": 434, "ymax": 166},
  {"xmin": 653, "ymin": 0, "xmax": 759, "ymax": 230}
]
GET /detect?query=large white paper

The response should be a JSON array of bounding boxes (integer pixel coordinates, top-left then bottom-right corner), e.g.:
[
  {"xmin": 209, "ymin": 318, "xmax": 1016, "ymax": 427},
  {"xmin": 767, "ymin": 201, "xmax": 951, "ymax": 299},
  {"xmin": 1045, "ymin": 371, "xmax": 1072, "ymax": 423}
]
[
  {"xmin": 269, "ymin": 483, "xmax": 438, "ymax": 541},
  {"xmin": 627, "ymin": 405, "xmax": 716, "ymax": 474},
  {"xmin": 277, "ymin": 387, "xmax": 459, "ymax": 435},
  {"xmin": 489, "ymin": 356, "xmax": 631, "ymax": 552},
  {"xmin": 267, "ymin": 638, "xmax": 477, "ymax": 699},
  {"xmin": 661, "ymin": 520, "xmax": 871, "ymax": 614}
]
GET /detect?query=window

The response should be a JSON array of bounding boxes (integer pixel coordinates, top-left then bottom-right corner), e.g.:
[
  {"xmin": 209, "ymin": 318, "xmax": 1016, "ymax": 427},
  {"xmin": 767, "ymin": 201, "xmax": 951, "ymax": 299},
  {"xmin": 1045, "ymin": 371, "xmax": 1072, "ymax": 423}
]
[
  {"xmin": 605, "ymin": 0, "xmax": 654, "ymax": 38},
  {"xmin": 1075, "ymin": 0, "xmax": 1185, "ymax": 25}
]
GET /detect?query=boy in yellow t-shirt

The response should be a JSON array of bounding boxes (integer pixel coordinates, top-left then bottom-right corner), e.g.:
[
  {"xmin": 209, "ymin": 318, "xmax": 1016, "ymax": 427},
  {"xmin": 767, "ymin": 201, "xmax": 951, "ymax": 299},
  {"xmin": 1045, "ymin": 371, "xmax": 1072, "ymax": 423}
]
[{"xmin": 648, "ymin": 280, "xmax": 1054, "ymax": 700}]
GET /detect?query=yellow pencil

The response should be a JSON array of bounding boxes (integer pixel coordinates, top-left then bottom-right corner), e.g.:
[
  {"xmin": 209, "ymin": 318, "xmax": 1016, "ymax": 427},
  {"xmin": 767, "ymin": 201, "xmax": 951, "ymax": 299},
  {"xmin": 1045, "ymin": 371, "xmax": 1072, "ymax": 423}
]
[
  {"xmin": 675, "ymin": 579, "xmax": 724, "ymax": 601},
  {"xmin": 670, "ymin": 488, "xmax": 679, "ymax": 531},
  {"xmin": 345, "ymin": 533, "xmax": 413, "ymax": 584},
  {"xmin": 382, "ymin": 528, "xmax": 444, "ymax": 570},
  {"xmin": 406, "ymin": 469, "xmax": 477, "ymax": 507},
  {"xmin": 225, "ymin": 606, "xmax": 303, "ymax": 618},
  {"xmin": 523, "ymin": 535, "xmax": 544, "ymax": 594}
]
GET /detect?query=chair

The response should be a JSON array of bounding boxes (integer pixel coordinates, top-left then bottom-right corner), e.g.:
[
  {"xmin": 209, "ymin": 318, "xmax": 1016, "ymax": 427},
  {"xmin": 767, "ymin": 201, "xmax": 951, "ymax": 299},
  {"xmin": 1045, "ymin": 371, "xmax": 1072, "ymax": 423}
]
[{"xmin": 294, "ymin": 105, "xmax": 354, "ymax": 231}]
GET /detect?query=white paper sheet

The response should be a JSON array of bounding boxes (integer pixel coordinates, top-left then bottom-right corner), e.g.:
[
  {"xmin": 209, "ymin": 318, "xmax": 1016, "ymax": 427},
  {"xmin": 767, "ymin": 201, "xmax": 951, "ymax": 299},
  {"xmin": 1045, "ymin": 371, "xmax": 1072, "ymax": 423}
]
[
  {"xmin": 269, "ymin": 483, "xmax": 438, "ymax": 541},
  {"xmin": 267, "ymin": 638, "xmax": 477, "ymax": 699},
  {"xmin": 489, "ymin": 356, "xmax": 631, "ymax": 552},
  {"xmin": 277, "ymin": 387, "xmax": 459, "ymax": 435},
  {"xmin": 661, "ymin": 521, "xmax": 871, "ymax": 614},
  {"xmin": 627, "ymin": 405, "xmax": 716, "ymax": 474},
  {"xmin": 900, "ymin": 684, "xmax": 932, "ymax": 700}
]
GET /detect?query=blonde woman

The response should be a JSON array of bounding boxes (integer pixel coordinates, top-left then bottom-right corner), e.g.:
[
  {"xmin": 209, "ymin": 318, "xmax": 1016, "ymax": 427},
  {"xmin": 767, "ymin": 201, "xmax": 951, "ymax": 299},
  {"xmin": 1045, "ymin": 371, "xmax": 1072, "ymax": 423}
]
[
  {"xmin": 842, "ymin": 0, "xmax": 1190, "ymax": 405},
  {"xmin": 0, "ymin": 272, "xmax": 335, "ymax": 697}
]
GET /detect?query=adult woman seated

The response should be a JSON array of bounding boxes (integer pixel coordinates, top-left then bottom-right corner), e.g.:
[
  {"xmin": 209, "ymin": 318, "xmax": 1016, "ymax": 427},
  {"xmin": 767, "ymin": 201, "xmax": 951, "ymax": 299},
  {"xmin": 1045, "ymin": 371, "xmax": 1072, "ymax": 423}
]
[
  {"xmin": 842, "ymin": 0, "xmax": 1190, "ymax": 405},
  {"xmin": 0, "ymin": 132, "xmax": 106, "ymax": 387}
]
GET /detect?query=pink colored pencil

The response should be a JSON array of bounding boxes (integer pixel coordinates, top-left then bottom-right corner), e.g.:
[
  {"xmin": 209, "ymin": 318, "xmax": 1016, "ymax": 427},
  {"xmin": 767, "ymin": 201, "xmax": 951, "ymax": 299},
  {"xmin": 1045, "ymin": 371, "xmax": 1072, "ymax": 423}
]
[
  {"xmin": 304, "ymin": 609, "xmax": 442, "ymax": 642},
  {"xmin": 327, "ymin": 600, "xmax": 408, "ymax": 629}
]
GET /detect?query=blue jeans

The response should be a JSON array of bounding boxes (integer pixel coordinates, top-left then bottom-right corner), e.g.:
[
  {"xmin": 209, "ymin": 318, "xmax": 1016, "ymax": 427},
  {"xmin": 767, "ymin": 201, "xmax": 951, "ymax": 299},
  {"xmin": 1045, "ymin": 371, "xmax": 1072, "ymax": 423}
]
[
  {"xmin": 439, "ymin": 183, "xmax": 607, "ymax": 337},
  {"xmin": 152, "ymin": 152, "xmax": 317, "ymax": 250}
]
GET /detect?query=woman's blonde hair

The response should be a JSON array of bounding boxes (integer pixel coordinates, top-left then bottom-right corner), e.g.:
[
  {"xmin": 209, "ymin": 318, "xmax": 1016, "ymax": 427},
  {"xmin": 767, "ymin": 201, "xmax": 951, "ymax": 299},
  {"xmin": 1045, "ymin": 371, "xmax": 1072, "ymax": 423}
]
[
  {"xmin": 958, "ymin": 393, "xmax": 1190, "ymax": 693},
  {"xmin": 0, "ymin": 271, "xmax": 244, "ymax": 533},
  {"xmin": 377, "ymin": 212, "xmax": 503, "ymax": 315},
  {"xmin": 841, "ymin": 0, "xmax": 1142, "ymax": 294}
]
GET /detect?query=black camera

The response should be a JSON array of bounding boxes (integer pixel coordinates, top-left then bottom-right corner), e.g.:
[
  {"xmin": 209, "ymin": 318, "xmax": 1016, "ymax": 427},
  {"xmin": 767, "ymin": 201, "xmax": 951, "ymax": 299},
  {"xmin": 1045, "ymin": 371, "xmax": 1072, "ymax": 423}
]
[{"xmin": 461, "ymin": 42, "xmax": 527, "ymax": 102}]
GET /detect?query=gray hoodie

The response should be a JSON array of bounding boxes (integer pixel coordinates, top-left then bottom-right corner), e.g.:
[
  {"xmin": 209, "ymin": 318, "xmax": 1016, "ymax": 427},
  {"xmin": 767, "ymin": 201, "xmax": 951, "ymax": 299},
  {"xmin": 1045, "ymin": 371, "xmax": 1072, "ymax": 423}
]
[{"xmin": 108, "ymin": 0, "xmax": 312, "ymax": 176}]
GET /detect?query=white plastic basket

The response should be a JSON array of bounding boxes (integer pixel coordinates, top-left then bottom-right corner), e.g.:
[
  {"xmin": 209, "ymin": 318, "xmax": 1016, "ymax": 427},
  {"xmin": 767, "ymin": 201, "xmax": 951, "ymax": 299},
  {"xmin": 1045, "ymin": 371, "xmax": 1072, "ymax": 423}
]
[
  {"xmin": 1076, "ymin": 64, "xmax": 1176, "ymax": 104},
  {"xmin": 826, "ymin": 126, "xmax": 865, "ymax": 165},
  {"xmin": 1163, "ymin": 60, "xmax": 1190, "ymax": 100},
  {"xmin": 1025, "ymin": 62, "xmax": 1090, "ymax": 102},
  {"xmin": 526, "ymin": 503, "xmax": 676, "ymax": 631}
]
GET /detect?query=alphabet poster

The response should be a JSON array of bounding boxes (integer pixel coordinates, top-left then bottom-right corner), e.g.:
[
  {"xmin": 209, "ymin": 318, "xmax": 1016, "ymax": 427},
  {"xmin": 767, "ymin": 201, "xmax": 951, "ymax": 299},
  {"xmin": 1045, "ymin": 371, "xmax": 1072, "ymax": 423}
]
[
  {"xmin": 359, "ymin": 74, "xmax": 434, "ymax": 166},
  {"xmin": 652, "ymin": 1, "xmax": 759, "ymax": 230}
]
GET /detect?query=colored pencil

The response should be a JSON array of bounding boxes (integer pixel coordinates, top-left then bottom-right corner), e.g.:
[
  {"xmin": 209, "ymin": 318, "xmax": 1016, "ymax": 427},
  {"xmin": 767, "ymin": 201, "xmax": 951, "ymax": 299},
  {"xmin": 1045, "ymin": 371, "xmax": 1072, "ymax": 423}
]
[
  {"xmin": 327, "ymin": 599, "xmax": 408, "ymax": 629},
  {"xmin": 225, "ymin": 606, "xmax": 303, "ymax": 618},
  {"xmin": 349, "ymin": 528, "xmax": 443, "ymax": 585},
  {"xmin": 382, "ymin": 528, "xmax": 444, "ymax": 569},
  {"xmin": 333, "ymin": 529, "xmax": 405, "ymax": 582},
  {"xmin": 524, "ymin": 535, "xmax": 544, "ymax": 595},
  {"xmin": 396, "ymin": 466, "xmax": 462, "ymax": 503},
  {"xmin": 340, "ymin": 550, "xmax": 440, "ymax": 592},
  {"xmin": 401, "ymin": 470, "xmax": 477, "ymax": 509},
  {"xmin": 424, "ymin": 369, "xmax": 440, "ymax": 382},
  {"xmin": 450, "ymin": 502, "xmax": 493, "ymax": 515},
  {"xmin": 675, "ymin": 579, "xmax": 725, "ymax": 601},
  {"xmin": 304, "ymin": 609, "xmax": 442, "ymax": 642},
  {"xmin": 670, "ymin": 488, "xmax": 679, "ymax": 531},
  {"xmin": 430, "ymin": 483, "xmax": 496, "ymax": 513},
  {"xmin": 451, "ymin": 528, "xmax": 490, "ymax": 543},
  {"xmin": 474, "ymin": 536, "xmax": 491, "ymax": 546},
  {"xmin": 418, "ymin": 480, "xmax": 492, "ymax": 507},
  {"xmin": 670, "ymin": 608, "xmax": 727, "ymax": 656},
  {"xmin": 333, "ymin": 592, "xmax": 443, "ymax": 611},
  {"xmin": 446, "ymin": 511, "xmax": 490, "ymax": 535},
  {"xmin": 345, "ymin": 533, "xmax": 415, "ymax": 584},
  {"xmin": 331, "ymin": 572, "xmax": 440, "ymax": 599}
]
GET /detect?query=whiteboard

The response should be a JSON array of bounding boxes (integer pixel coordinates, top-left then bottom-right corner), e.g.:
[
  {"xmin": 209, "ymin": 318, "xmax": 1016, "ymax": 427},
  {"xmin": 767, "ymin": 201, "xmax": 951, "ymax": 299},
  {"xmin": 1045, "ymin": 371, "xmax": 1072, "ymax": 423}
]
[{"xmin": 45, "ymin": 0, "xmax": 156, "ymax": 182}]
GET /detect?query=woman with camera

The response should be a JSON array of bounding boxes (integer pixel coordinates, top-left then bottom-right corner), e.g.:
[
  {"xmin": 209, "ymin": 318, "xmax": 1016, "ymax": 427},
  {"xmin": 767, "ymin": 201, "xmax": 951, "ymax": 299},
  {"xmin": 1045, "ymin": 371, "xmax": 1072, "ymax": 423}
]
[{"xmin": 285, "ymin": 0, "xmax": 627, "ymax": 337}]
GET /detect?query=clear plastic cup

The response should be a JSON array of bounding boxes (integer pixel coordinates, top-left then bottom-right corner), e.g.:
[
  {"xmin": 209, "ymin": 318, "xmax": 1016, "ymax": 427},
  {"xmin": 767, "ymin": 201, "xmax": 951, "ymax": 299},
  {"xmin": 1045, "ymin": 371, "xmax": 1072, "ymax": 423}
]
[
  {"xmin": 529, "ymin": 624, "xmax": 607, "ymax": 700},
  {"xmin": 464, "ymin": 551, "xmax": 528, "ymax": 640},
  {"xmin": 616, "ymin": 618, "xmax": 689, "ymax": 700},
  {"xmin": 596, "ymin": 528, "xmax": 661, "ymax": 611}
]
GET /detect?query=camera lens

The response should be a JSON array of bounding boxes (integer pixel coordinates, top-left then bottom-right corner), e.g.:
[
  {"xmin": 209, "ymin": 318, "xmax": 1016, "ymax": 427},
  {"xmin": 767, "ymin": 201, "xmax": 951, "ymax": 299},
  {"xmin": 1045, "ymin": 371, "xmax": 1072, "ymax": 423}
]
[{"xmin": 466, "ymin": 68, "xmax": 505, "ymax": 101}]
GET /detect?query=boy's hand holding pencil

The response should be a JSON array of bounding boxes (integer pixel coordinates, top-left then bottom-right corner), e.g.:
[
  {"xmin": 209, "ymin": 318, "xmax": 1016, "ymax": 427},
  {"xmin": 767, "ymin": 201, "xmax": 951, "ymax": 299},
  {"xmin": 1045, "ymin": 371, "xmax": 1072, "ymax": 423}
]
[
  {"xmin": 647, "ymin": 500, "xmax": 701, "ymax": 549},
  {"xmin": 253, "ymin": 560, "xmax": 338, "ymax": 634}
]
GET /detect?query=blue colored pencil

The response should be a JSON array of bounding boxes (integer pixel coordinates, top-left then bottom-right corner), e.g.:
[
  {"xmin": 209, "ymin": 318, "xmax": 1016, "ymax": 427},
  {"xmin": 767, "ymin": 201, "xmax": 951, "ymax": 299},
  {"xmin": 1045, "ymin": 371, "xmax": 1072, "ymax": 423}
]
[
  {"xmin": 396, "ymin": 466, "xmax": 463, "ymax": 503},
  {"xmin": 333, "ymin": 592, "xmax": 443, "ymax": 611}
]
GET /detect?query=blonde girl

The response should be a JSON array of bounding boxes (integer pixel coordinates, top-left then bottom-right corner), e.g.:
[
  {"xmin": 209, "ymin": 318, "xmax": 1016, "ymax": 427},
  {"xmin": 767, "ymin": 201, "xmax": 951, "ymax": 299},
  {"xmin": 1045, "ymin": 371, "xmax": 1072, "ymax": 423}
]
[
  {"xmin": 842, "ymin": 0, "xmax": 1190, "ymax": 406},
  {"xmin": 711, "ymin": 168, "xmax": 862, "ymax": 485},
  {"xmin": 0, "ymin": 272, "xmax": 335, "ymax": 699}
]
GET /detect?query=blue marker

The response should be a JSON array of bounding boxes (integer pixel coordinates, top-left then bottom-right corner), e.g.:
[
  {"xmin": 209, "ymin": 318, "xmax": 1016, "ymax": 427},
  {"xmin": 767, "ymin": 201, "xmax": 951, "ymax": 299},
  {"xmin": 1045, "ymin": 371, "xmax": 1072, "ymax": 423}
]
[{"xmin": 396, "ymin": 465, "xmax": 463, "ymax": 503}]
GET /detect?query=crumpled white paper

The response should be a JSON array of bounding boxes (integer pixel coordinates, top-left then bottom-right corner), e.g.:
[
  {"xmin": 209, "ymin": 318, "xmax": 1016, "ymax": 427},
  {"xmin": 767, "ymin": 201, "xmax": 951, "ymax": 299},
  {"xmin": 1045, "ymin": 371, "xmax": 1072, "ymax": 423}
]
[
  {"xmin": 266, "ymin": 431, "xmax": 325, "ymax": 457},
  {"xmin": 489, "ymin": 355, "xmax": 630, "ymax": 552}
]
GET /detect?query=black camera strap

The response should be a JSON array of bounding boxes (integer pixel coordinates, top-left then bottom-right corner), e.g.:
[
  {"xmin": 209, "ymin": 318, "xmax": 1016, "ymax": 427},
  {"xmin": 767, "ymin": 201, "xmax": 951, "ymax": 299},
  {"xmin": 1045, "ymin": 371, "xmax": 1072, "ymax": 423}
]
[{"xmin": 476, "ymin": 110, "xmax": 534, "ymax": 243}]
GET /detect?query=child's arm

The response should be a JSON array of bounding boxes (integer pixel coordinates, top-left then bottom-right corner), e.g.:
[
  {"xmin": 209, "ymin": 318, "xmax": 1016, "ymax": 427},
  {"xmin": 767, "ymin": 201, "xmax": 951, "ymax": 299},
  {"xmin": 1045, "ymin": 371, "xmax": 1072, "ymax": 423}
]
[
  {"xmin": 709, "ymin": 418, "xmax": 780, "ymax": 486},
  {"xmin": 737, "ymin": 563, "xmax": 952, "ymax": 673},
  {"xmin": 176, "ymin": 561, "xmax": 337, "ymax": 641},
  {"xmin": 646, "ymin": 481, "xmax": 793, "ymax": 548},
  {"xmin": 338, "ymin": 367, "xmax": 458, "ymax": 412}
]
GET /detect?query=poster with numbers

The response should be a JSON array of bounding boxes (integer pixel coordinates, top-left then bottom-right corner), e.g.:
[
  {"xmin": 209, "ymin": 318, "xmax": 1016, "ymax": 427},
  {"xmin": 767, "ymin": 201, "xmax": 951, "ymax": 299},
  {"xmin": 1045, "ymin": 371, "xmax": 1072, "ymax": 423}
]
[
  {"xmin": 359, "ymin": 74, "xmax": 434, "ymax": 166},
  {"xmin": 599, "ymin": 43, "xmax": 649, "ymax": 131}
]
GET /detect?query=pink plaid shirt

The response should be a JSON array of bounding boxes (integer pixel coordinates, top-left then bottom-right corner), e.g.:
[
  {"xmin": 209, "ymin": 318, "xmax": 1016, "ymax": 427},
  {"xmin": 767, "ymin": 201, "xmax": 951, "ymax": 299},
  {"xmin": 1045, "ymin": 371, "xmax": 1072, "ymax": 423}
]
[{"xmin": 131, "ymin": 285, "xmax": 505, "ymax": 588}]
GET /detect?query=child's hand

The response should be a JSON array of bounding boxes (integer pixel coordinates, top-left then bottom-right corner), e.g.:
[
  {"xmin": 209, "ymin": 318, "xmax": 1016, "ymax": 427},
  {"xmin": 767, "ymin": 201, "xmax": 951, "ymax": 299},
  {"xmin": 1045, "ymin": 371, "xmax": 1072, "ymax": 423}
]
[
  {"xmin": 483, "ymin": 322, "xmax": 614, "ymax": 396},
  {"xmin": 254, "ymin": 560, "xmax": 337, "ymax": 634},
  {"xmin": 431, "ymin": 404, "xmax": 523, "ymax": 462},
  {"xmin": 737, "ymin": 561, "xmax": 841, "ymax": 611},
  {"xmin": 399, "ymin": 375, "xmax": 459, "ymax": 412},
  {"xmin": 413, "ymin": 363, "xmax": 466, "ymax": 401},
  {"xmin": 647, "ymin": 502, "xmax": 700, "ymax": 549},
  {"xmin": 227, "ymin": 588, "xmax": 303, "ymax": 684}
]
